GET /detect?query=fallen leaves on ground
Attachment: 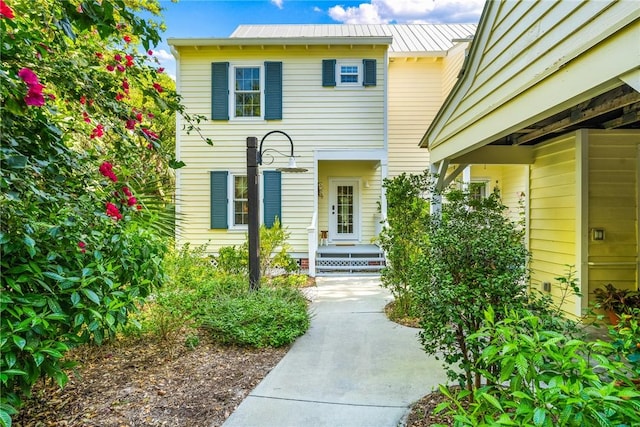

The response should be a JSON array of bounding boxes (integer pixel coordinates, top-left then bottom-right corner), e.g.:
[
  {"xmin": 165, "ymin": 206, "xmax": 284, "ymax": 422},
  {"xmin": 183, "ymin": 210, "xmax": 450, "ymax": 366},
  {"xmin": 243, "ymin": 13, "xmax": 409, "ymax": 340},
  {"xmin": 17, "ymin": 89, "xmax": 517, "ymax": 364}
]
[{"xmin": 15, "ymin": 330, "xmax": 287, "ymax": 427}]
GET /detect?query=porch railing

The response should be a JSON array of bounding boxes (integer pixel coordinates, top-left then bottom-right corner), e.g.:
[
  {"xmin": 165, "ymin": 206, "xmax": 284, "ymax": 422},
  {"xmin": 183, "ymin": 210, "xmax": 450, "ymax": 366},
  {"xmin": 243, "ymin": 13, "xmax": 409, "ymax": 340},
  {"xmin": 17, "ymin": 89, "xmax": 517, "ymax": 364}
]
[{"xmin": 307, "ymin": 211, "xmax": 317, "ymax": 277}]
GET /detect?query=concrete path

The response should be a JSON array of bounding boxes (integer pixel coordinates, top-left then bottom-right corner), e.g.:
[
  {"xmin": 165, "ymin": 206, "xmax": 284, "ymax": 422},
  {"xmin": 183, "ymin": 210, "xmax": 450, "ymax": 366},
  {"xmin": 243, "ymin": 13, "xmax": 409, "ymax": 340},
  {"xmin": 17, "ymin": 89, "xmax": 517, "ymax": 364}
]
[{"xmin": 221, "ymin": 276, "xmax": 448, "ymax": 427}]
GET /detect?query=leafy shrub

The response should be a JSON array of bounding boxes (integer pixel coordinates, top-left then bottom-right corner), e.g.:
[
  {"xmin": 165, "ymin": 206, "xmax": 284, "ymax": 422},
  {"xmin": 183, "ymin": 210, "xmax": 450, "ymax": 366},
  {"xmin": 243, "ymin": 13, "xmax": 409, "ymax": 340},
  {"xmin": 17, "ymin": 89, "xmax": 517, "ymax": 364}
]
[
  {"xmin": 268, "ymin": 274, "xmax": 309, "ymax": 289},
  {"xmin": 378, "ymin": 172, "xmax": 431, "ymax": 318},
  {"xmin": 434, "ymin": 307, "xmax": 640, "ymax": 427},
  {"xmin": 202, "ymin": 287, "xmax": 310, "ymax": 348},
  {"xmin": 413, "ymin": 187, "xmax": 529, "ymax": 391},
  {"xmin": 214, "ymin": 218, "xmax": 298, "ymax": 280}
]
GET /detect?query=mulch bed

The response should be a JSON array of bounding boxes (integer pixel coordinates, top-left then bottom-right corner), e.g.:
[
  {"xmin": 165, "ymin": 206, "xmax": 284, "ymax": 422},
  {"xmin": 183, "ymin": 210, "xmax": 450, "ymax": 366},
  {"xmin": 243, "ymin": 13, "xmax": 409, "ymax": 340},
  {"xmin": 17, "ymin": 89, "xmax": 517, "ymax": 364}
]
[{"xmin": 14, "ymin": 330, "xmax": 287, "ymax": 427}]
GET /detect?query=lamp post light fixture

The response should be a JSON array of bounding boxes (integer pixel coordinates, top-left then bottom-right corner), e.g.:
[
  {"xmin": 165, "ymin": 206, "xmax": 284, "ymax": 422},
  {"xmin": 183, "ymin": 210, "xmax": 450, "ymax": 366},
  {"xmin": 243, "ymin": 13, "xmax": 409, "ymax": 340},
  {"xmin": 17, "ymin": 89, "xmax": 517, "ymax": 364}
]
[{"xmin": 247, "ymin": 130, "xmax": 307, "ymax": 291}]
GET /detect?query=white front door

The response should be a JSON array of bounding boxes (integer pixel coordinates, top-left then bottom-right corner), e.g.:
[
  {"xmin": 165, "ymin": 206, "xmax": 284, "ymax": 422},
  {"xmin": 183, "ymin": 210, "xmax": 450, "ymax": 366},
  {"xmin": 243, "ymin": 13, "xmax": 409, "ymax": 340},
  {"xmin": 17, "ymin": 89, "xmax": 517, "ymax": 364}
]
[{"xmin": 329, "ymin": 179, "xmax": 359, "ymax": 241}]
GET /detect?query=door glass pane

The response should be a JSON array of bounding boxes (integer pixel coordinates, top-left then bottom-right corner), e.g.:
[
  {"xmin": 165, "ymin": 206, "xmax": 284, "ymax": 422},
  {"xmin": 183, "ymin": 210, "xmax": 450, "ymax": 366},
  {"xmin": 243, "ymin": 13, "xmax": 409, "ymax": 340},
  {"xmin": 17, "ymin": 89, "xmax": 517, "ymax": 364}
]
[{"xmin": 337, "ymin": 185, "xmax": 354, "ymax": 234}]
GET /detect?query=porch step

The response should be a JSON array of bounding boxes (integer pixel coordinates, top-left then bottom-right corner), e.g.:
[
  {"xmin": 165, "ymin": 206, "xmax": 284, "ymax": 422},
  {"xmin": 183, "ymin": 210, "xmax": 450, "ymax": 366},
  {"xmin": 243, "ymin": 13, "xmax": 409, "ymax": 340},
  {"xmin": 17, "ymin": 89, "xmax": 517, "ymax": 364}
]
[{"xmin": 315, "ymin": 245, "xmax": 386, "ymax": 275}]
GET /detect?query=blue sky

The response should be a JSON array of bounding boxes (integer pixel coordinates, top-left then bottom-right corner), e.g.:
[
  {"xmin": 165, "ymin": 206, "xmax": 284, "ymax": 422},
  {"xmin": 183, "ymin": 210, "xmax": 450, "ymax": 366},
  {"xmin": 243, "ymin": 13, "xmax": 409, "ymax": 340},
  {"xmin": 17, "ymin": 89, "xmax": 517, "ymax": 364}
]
[{"xmin": 151, "ymin": 0, "xmax": 484, "ymax": 78}]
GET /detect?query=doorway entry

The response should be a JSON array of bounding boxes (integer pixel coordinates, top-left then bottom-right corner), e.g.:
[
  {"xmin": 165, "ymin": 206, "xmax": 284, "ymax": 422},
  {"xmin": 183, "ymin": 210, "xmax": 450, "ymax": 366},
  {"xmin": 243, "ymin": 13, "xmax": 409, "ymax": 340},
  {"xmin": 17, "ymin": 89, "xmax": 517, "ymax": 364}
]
[{"xmin": 328, "ymin": 178, "xmax": 359, "ymax": 242}]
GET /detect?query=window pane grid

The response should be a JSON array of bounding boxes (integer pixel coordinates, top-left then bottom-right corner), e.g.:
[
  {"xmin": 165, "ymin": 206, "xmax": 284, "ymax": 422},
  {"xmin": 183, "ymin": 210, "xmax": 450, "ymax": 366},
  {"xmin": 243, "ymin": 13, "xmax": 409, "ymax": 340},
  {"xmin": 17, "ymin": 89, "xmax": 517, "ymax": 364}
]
[
  {"xmin": 235, "ymin": 66, "xmax": 260, "ymax": 117},
  {"xmin": 234, "ymin": 176, "xmax": 248, "ymax": 225},
  {"xmin": 339, "ymin": 65, "xmax": 359, "ymax": 84},
  {"xmin": 337, "ymin": 185, "xmax": 354, "ymax": 234}
]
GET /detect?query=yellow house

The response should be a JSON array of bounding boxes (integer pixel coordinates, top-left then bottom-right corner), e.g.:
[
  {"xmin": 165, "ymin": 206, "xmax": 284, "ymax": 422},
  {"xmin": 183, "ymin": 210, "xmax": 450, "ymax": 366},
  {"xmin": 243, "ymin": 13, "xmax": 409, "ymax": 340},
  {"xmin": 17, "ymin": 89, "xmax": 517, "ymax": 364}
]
[
  {"xmin": 421, "ymin": 1, "xmax": 640, "ymax": 315},
  {"xmin": 169, "ymin": 24, "xmax": 475, "ymax": 275}
]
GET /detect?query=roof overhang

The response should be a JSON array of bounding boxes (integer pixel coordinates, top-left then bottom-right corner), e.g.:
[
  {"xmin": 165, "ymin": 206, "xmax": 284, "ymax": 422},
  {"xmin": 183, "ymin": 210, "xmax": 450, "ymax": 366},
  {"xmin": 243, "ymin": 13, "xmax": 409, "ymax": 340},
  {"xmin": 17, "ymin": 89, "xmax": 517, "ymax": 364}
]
[
  {"xmin": 421, "ymin": 2, "xmax": 640, "ymax": 165},
  {"xmin": 168, "ymin": 36, "xmax": 393, "ymax": 49}
]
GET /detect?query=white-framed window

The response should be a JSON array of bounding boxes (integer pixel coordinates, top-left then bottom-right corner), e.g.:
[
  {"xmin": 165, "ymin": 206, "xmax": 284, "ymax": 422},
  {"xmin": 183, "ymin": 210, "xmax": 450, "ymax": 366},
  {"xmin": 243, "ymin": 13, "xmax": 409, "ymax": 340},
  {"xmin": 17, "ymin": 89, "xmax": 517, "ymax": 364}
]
[
  {"xmin": 336, "ymin": 61, "xmax": 362, "ymax": 86},
  {"xmin": 470, "ymin": 181, "xmax": 489, "ymax": 200},
  {"xmin": 232, "ymin": 65, "xmax": 263, "ymax": 119},
  {"xmin": 231, "ymin": 174, "xmax": 249, "ymax": 227}
]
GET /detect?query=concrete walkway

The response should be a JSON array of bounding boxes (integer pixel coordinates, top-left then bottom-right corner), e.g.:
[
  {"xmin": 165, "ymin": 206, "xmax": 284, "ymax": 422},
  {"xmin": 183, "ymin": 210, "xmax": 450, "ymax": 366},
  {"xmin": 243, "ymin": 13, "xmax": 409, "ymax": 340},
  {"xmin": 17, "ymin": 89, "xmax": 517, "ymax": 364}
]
[{"xmin": 221, "ymin": 276, "xmax": 448, "ymax": 427}]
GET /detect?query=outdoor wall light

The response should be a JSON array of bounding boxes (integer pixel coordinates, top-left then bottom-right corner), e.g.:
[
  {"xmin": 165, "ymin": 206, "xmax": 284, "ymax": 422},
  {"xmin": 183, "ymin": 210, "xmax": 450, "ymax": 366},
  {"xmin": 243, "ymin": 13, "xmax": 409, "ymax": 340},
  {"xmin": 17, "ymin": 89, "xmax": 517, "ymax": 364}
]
[{"xmin": 246, "ymin": 130, "xmax": 307, "ymax": 290}]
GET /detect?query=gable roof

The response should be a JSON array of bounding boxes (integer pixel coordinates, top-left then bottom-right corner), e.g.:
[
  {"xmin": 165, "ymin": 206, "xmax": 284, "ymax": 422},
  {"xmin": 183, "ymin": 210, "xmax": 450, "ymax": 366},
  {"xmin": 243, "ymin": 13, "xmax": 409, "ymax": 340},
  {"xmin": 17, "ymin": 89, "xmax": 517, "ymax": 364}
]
[
  {"xmin": 169, "ymin": 24, "xmax": 476, "ymax": 56},
  {"xmin": 231, "ymin": 24, "xmax": 476, "ymax": 56}
]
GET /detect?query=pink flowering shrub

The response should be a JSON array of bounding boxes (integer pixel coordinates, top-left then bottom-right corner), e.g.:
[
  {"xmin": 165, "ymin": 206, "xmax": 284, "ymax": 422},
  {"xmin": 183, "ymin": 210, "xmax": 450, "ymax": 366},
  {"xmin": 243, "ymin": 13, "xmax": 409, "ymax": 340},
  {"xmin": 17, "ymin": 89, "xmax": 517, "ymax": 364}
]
[{"xmin": 0, "ymin": 0, "xmax": 210, "ymax": 422}]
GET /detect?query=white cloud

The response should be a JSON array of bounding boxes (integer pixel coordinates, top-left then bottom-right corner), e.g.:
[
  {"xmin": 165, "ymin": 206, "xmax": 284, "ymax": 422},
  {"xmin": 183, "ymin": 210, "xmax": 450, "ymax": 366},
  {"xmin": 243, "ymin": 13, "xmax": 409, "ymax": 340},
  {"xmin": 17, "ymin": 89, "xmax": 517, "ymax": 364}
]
[
  {"xmin": 328, "ymin": 3, "xmax": 388, "ymax": 24},
  {"xmin": 150, "ymin": 48, "xmax": 176, "ymax": 81},
  {"xmin": 153, "ymin": 49, "xmax": 175, "ymax": 62},
  {"xmin": 271, "ymin": 0, "xmax": 284, "ymax": 9},
  {"xmin": 328, "ymin": 0, "xmax": 484, "ymax": 24}
]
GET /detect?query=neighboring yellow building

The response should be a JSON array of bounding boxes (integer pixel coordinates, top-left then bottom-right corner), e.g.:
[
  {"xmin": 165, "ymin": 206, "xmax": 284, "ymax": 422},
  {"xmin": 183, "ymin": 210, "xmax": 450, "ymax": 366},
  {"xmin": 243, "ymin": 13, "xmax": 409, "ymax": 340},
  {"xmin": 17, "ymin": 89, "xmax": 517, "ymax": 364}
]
[
  {"xmin": 169, "ymin": 24, "xmax": 475, "ymax": 275},
  {"xmin": 421, "ymin": 1, "xmax": 640, "ymax": 315}
]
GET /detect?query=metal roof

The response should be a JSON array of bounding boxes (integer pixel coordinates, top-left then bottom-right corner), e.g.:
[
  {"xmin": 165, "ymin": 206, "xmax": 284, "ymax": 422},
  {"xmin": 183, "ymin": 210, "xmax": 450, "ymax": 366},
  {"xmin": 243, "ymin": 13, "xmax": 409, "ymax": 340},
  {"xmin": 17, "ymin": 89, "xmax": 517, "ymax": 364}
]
[{"xmin": 230, "ymin": 24, "xmax": 477, "ymax": 55}]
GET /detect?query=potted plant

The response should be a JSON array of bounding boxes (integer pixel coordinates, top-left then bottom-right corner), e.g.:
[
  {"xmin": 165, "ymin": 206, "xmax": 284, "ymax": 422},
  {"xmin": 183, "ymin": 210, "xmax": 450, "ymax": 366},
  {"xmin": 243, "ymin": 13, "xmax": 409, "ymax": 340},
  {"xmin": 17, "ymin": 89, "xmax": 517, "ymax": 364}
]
[{"xmin": 593, "ymin": 283, "xmax": 640, "ymax": 324}]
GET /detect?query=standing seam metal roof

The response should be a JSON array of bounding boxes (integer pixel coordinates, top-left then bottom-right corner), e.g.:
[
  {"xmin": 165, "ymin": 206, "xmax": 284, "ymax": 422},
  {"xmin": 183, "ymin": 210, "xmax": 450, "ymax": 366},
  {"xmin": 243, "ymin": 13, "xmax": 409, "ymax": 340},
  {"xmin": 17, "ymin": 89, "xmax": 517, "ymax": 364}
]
[{"xmin": 230, "ymin": 24, "xmax": 476, "ymax": 53}]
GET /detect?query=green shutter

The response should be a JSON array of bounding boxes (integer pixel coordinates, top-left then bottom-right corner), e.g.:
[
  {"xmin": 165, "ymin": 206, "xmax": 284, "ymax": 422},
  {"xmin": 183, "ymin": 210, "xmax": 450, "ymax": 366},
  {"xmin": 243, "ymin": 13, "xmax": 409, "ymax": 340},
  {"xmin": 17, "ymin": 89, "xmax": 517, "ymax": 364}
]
[
  {"xmin": 363, "ymin": 59, "xmax": 376, "ymax": 87},
  {"xmin": 211, "ymin": 62, "xmax": 229, "ymax": 120},
  {"xmin": 322, "ymin": 59, "xmax": 336, "ymax": 87},
  {"xmin": 210, "ymin": 171, "xmax": 228, "ymax": 229},
  {"xmin": 263, "ymin": 170, "xmax": 281, "ymax": 228},
  {"xmin": 264, "ymin": 61, "xmax": 282, "ymax": 120}
]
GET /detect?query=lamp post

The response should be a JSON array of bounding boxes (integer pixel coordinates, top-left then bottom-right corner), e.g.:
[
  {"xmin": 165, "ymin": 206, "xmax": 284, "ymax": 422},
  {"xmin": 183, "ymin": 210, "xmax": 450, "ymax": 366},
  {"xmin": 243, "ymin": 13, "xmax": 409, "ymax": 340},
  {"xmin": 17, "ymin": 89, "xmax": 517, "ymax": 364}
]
[{"xmin": 246, "ymin": 130, "xmax": 307, "ymax": 291}]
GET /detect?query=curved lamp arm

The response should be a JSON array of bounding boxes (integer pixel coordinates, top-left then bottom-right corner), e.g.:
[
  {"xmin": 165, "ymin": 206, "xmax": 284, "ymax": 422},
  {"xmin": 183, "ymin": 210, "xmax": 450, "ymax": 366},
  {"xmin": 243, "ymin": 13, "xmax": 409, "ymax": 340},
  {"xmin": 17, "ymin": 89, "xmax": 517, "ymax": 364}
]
[{"xmin": 257, "ymin": 130, "xmax": 294, "ymax": 165}]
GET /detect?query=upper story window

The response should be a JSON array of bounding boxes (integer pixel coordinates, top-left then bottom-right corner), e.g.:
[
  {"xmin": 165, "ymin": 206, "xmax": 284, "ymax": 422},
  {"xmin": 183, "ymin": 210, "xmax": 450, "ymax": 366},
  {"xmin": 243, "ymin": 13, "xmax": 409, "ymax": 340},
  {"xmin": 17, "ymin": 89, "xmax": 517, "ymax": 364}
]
[
  {"xmin": 212, "ymin": 61, "xmax": 282, "ymax": 121},
  {"xmin": 234, "ymin": 66, "xmax": 261, "ymax": 118},
  {"xmin": 337, "ymin": 61, "xmax": 362, "ymax": 86},
  {"xmin": 322, "ymin": 59, "xmax": 376, "ymax": 88}
]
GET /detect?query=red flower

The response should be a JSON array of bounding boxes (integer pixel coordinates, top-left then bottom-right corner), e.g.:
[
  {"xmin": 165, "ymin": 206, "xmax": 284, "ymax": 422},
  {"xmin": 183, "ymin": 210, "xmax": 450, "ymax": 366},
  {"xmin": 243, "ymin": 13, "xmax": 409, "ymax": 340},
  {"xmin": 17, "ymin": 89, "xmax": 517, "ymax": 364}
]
[
  {"xmin": 125, "ymin": 119, "xmax": 136, "ymax": 130},
  {"xmin": 47, "ymin": 93, "xmax": 56, "ymax": 100},
  {"xmin": 142, "ymin": 128, "xmax": 158, "ymax": 140},
  {"xmin": 115, "ymin": 93, "xmax": 124, "ymax": 101},
  {"xmin": 125, "ymin": 55, "xmax": 134, "ymax": 67},
  {"xmin": 0, "ymin": 1, "xmax": 15, "ymax": 19},
  {"xmin": 122, "ymin": 186, "xmax": 132, "ymax": 197},
  {"xmin": 147, "ymin": 50, "xmax": 153, "ymax": 56},
  {"xmin": 78, "ymin": 241, "xmax": 87, "ymax": 253},
  {"xmin": 106, "ymin": 64, "xmax": 115, "ymax": 72},
  {"xmin": 95, "ymin": 52, "xmax": 104, "ymax": 59},
  {"xmin": 82, "ymin": 111, "xmax": 91, "ymax": 123},
  {"xmin": 99, "ymin": 161, "xmax": 118, "ymax": 182},
  {"xmin": 18, "ymin": 68, "xmax": 40, "ymax": 86},
  {"xmin": 135, "ymin": 112, "xmax": 143, "ymax": 122},
  {"xmin": 114, "ymin": 54, "xmax": 122, "ymax": 62},
  {"xmin": 116, "ymin": 64, "xmax": 125, "ymax": 72},
  {"xmin": 24, "ymin": 91, "xmax": 45, "ymax": 107},
  {"xmin": 136, "ymin": 204, "xmax": 143, "ymax": 211},
  {"xmin": 105, "ymin": 202, "xmax": 123, "ymax": 220},
  {"xmin": 122, "ymin": 79, "xmax": 129, "ymax": 92},
  {"xmin": 127, "ymin": 196, "xmax": 137, "ymax": 207},
  {"xmin": 123, "ymin": 35, "xmax": 132, "ymax": 43},
  {"xmin": 90, "ymin": 124, "xmax": 105, "ymax": 139},
  {"xmin": 157, "ymin": 67, "xmax": 165, "ymax": 74},
  {"xmin": 80, "ymin": 95, "xmax": 86, "ymax": 104},
  {"xmin": 147, "ymin": 113, "xmax": 154, "ymax": 119},
  {"xmin": 152, "ymin": 82, "xmax": 163, "ymax": 93}
]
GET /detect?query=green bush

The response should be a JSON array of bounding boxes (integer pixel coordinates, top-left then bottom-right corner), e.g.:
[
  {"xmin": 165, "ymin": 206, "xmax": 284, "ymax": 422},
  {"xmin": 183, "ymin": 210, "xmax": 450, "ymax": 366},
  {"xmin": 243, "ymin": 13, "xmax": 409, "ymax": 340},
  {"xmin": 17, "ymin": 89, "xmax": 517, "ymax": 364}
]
[
  {"xmin": 214, "ymin": 219, "xmax": 298, "ymax": 280},
  {"xmin": 268, "ymin": 274, "xmax": 309, "ymax": 288},
  {"xmin": 434, "ymin": 307, "xmax": 640, "ymax": 427},
  {"xmin": 203, "ymin": 287, "xmax": 310, "ymax": 348},
  {"xmin": 128, "ymin": 243, "xmax": 310, "ymax": 348},
  {"xmin": 413, "ymin": 187, "xmax": 529, "ymax": 390},
  {"xmin": 378, "ymin": 172, "xmax": 431, "ymax": 318}
]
